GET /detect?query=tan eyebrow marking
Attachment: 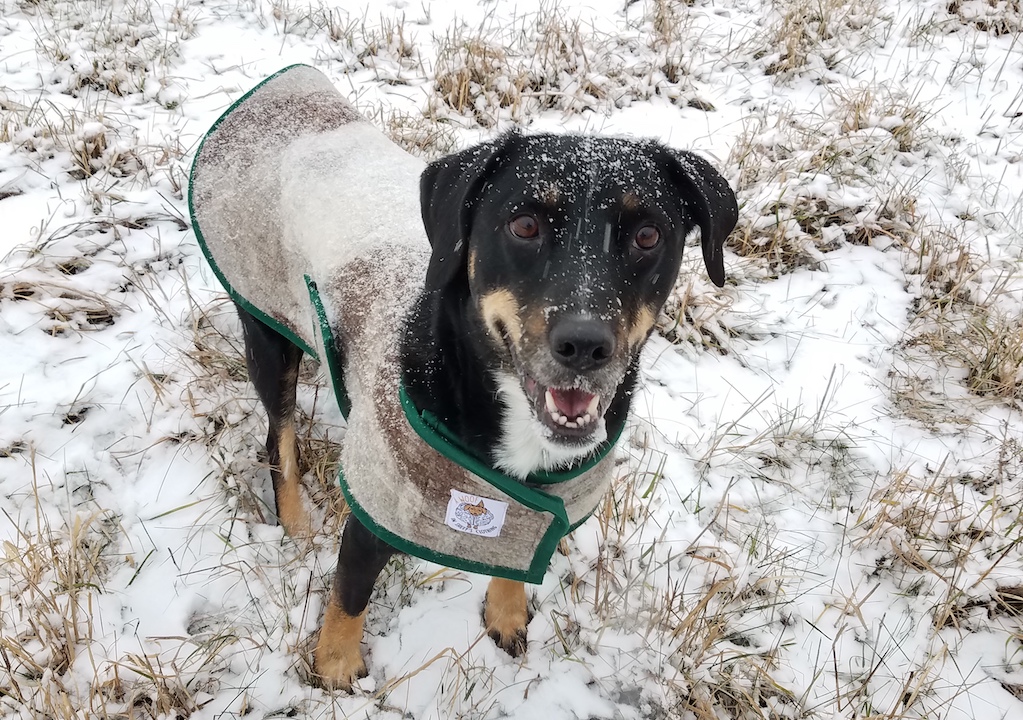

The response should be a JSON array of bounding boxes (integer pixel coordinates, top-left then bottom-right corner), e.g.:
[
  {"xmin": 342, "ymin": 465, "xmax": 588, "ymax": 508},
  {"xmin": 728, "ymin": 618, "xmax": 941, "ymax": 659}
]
[{"xmin": 538, "ymin": 182, "xmax": 561, "ymax": 207}]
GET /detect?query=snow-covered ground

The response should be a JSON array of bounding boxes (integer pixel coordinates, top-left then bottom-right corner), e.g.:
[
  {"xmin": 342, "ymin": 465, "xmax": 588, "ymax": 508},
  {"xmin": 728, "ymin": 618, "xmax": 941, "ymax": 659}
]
[{"xmin": 1, "ymin": 0, "xmax": 1022, "ymax": 718}]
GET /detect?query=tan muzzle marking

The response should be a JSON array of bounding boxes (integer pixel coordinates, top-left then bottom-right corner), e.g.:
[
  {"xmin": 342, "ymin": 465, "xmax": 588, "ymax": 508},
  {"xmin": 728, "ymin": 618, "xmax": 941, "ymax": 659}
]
[
  {"xmin": 626, "ymin": 305, "xmax": 657, "ymax": 350},
  {"xmin": 479, "ymin": 288, "xmax": 523, "ymax": 344}
]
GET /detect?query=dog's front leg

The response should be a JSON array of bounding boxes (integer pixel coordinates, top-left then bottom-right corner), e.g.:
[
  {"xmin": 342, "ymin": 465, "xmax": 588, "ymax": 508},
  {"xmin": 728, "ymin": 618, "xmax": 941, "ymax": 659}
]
[
  {"xmin": 314, "ymin": 516, "xmax": 395, "ymax": 691},
  {"xmin": 485, "ymin": 577, "xmax": 529, "ymax": 656}
]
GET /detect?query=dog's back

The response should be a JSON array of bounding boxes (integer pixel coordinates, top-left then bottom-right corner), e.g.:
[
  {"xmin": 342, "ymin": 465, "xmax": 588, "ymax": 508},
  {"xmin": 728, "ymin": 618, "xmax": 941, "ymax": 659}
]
[{"xmin": 190, "ymin": 64, "xmax": 427, "ymax": 358}]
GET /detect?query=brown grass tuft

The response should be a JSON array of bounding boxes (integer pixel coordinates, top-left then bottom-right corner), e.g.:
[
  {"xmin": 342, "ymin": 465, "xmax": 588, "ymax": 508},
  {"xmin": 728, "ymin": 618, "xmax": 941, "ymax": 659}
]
[{"xmin": 948, "ymin": 0, "xmax": 1023, "ymax": 35}]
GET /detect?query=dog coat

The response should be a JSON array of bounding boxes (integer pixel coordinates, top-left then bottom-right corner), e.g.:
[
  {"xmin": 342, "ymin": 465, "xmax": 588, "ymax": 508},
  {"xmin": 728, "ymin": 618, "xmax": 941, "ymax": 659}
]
[{"xmin": 188, "ymin": 65, "xmax": 619, "ymax": 583}]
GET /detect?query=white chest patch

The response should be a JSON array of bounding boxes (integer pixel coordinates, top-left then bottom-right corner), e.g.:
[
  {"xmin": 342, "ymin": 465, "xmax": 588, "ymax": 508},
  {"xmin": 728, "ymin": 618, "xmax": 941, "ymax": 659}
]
[{"xmin": 492, "ymin": 372, "xmax": 607, "ymax": 479}]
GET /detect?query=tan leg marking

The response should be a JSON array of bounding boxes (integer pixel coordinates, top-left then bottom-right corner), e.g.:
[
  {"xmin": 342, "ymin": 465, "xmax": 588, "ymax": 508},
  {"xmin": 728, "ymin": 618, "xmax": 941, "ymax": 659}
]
[
  {"xmin": 275, "ymin": 424, "xmax": 309, "ymax": 538},
  {"xmin": 485, "ymin": 577, "xmax": 528, "ymax": 657},
  {"xmin": 313, "ymin": 602, "xmax": 368, "ymax": 691}
]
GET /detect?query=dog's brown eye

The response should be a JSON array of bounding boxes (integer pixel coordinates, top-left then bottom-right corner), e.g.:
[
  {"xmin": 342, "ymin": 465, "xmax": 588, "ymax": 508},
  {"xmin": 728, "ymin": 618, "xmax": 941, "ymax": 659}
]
[
  {"xmin": 508, "ymin": 214, "xmax": 539, "ymax": 239},
  {"xmin": 634, "ymin": 225, "xmax": 660, "ymax": 250}
]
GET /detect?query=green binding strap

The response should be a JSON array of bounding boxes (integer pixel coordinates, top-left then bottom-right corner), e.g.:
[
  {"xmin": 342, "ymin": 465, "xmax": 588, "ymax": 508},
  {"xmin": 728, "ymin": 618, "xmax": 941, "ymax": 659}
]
[{"xmin": 305, "ymin": 277, "xmax": 352, "ymax": 418}]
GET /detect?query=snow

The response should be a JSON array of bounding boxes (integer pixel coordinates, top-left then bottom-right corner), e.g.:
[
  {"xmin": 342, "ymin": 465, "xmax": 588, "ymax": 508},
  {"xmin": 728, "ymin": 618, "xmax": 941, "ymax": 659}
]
[{"xmin": 1, "ymin": 0, "xmax": 1022, "ymax": 718}]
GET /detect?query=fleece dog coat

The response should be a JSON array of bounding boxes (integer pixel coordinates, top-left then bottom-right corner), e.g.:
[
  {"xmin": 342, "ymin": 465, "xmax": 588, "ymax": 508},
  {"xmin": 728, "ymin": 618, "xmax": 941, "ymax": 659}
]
[{"xmin": 188, "ymin": 65, "xmax": 618, "ymax": 583}]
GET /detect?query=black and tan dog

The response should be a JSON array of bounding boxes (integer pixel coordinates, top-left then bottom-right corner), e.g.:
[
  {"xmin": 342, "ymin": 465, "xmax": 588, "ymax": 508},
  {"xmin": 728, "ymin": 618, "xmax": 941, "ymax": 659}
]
[{"xmin": 189, "ymin": 65, "xmax": 737, "ymax": 690}]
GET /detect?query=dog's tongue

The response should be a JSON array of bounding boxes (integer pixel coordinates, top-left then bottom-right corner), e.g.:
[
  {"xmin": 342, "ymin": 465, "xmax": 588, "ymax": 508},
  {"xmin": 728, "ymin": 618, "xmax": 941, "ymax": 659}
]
[{"xmin": 549, "ymin": 388, "xmax": 597, "ymax": 419}]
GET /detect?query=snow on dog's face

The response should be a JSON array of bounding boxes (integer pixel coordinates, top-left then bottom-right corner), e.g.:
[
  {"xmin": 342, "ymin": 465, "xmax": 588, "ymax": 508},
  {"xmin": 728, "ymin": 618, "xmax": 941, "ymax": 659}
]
[
  {"xmin": 420, "ymin": 133, "xmax": 737, "ymax": 471},
  {"xmin": 467, "ymin": 141, "xmax": 688, "ymax": 452}
]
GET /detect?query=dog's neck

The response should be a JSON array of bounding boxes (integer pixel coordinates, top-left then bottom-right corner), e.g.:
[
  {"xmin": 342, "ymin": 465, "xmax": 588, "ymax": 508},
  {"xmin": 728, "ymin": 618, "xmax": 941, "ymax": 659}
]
[
  {"xmin": 401, "ymin": 288, "xmax": 634, "ymax": 480},
  {"xmin": 401, "ymin": 289, "xmax": 502, "ymax": 458}
]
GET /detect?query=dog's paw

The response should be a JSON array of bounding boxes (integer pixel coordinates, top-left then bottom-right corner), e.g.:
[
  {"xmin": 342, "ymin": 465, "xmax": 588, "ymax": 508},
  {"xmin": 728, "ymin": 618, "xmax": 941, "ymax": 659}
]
[
  {"xmin": 484, "ymin": 577, "xmax": 529, "ymax": 657},
  {"xmin": 277, "ymin": 501, "xmax": 311, "ymax": 540},
  {"xmin": 487, "ymin": 624, "xmax": 528, "ymax": 657},
  {"xmin": 313, "ymin": 604, "xmax": 368, "ymax": 692},
  {"xmin": 312, "ymin": 644, "xmax": 367, "ymax": 692},
  {"xmin": 274, "ymin": 477, "xmax": 311, "ymax": 539}
]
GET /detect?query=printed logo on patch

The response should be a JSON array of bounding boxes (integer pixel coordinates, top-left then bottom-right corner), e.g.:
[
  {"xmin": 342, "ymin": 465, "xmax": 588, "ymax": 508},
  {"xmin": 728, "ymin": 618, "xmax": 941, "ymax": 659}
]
[{"xmin": 445, "ymin": 491, "xmax": 508, "ymax": 537}]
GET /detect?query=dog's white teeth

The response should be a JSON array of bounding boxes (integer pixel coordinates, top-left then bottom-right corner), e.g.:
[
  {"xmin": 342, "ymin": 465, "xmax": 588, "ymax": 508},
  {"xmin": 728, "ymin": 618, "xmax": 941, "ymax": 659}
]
[
  {"xmin": 545, "ymin": 389, "xmax": 559, "ymax": 415},
  {"xmin": 548, "ymin": 408, "xmax": 594, "ymax": 428},
  {"xmin": 545, "ymin": 389, "xmax": 599, "ymax": 429}
]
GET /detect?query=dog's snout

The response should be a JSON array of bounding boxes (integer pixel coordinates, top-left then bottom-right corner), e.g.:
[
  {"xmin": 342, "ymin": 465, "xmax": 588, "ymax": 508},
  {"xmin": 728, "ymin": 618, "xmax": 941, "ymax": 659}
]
[{"xmin": 549, "ymin": 315, "xmax": 616, "ymax": 371}]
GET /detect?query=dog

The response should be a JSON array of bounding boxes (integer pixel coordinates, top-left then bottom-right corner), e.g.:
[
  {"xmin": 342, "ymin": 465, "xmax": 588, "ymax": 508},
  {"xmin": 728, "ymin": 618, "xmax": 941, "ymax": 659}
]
[
  {"xmin": 235, "ymin": 133, "xmax": 737, "ymax": 689},
  {"xmin": 190, "ymin": 65, "xmax": 738, "ymax": 692}
]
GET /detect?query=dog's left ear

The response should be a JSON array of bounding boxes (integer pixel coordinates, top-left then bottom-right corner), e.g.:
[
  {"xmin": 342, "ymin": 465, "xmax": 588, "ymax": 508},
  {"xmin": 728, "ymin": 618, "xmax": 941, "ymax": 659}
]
[
  {"xmin": 662, "ymin": 149, "xmax": 739, "ymax": 288},
  {"xmin": 420, "ymin": 134, "xmax": 514, "ymax": 292}
]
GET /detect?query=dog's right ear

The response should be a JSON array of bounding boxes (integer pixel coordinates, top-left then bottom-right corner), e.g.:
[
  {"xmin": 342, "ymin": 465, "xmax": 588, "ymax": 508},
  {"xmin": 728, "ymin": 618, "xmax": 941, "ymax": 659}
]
[{"xmin": 420, "ymin": 134, "xmax": 513, "ymax": 292}]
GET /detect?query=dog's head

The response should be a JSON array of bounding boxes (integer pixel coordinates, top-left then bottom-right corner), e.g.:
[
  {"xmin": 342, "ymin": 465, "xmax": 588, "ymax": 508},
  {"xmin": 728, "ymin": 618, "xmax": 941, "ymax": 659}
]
[{"xmin": 420, "ymin": 133, "xmax": 738, "ymax": 470}]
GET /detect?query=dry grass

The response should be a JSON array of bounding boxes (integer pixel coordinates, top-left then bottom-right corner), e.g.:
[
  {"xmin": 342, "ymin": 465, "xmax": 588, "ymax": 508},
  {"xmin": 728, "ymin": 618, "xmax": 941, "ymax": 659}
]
[
  {"xmin": 853, "ymin": 441, "xmax": 1023, "ymax": 686},
  {"xmin": 1, "ymin": 495, "xmax": 112, "ymax": 683},
  {"xmin": 432, "ymin": 30, "xmax": 516, "ymax": 126},
  {"xmin": 0, "ymin": 453, "xmax": 193, "ymax": 718},
  {"xmin": 4, "ymin": 102, "xmax": 144, "ymax": 180},
  {"xmin": 0, "ymin": 204, "xmax": 230, "ymax": 718},
  {"xmin": 2, "ymin": 1, "xmax": 190, "ymax": 211},
  {"xmin": 580, "ymin": 426, "xmax": 831, "ymax": 719},
  {"xmin": 831, "ymin": 84, "xmax": 928, "ymax": 154},
  {"xmin": 678, "ymin": 390, "xmax": 1020, "ymax": 719},
  {"xmin": 429, "ymin": 6, "xmax": 613, "ymax": 128},
  {"xmin": 424, "ymin": 1, "xmax": 713, "ymax": 127},
  {"xmin": 658, "ymin": 280, "xmax": 739, "ymax": 354},
  {"xmin": 31, "ymin": 0, "xmax": 182, "ymax": 101},
  {"xmin": 960, "ymin": 315, "xmax": 1023, "ymax": 399},
  {"xmin": 903, "ymin": 308, "xmax": 1023, "ymax": 404},
  {"xmin": 0, "ymin": 278, "xmax": 122, "ymax": 336},
  {"xmin": 655, "ymin": 263, "xmax": 774, "ymax": 360},
  {"xmin": 0, "ymin": 209, "xmax": 188, "ymax": 339},
  {"xmin": 265, "ymin": 2, "xmax": 423, "ymax": 83},
  {"xmin": 732, "ymin": 87, "xmax": 1023, "ymax": 416},
  {"xmin": 948, "ymin": 0, "xmax": 1023, "ymax": 35},
  {"xmin": 380, "ymin": 108, "xmax": 458, "ymax": 159},
  {"xmin": 725, "ymin": 82, "xmax": 929, "ymax": 278},
  {"xmin": 758, "ymin": 0, "xmax": 886, "ymax": 76},
  {"xmin": 892, "ymin": 208, "xmax": 1023, "ymax": 417}
]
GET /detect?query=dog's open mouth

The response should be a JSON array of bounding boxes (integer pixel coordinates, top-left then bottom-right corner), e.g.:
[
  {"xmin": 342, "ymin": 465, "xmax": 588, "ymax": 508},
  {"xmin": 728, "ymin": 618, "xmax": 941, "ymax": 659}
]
[{"xmin": 523, "ymin": 377, "xmax": 603, "ymax": 439}]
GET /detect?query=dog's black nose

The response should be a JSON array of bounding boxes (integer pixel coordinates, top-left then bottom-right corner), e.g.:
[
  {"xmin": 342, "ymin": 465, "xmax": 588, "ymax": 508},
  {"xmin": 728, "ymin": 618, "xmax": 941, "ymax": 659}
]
[{"xmin": 549, "ymin": 316, "xmax": 616, "ymax": 371}]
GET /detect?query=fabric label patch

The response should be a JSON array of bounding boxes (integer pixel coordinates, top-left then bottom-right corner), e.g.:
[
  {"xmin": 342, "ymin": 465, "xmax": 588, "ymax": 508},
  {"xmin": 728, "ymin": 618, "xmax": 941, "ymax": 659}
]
[{"xmin": 445, "ymin": 491, "xmax": 508, "ymax": 537}]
